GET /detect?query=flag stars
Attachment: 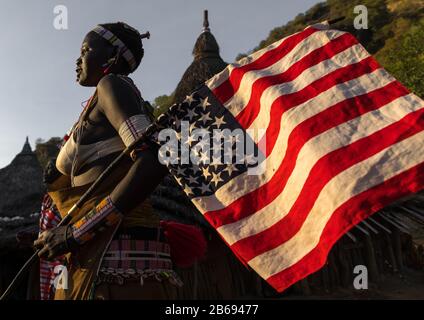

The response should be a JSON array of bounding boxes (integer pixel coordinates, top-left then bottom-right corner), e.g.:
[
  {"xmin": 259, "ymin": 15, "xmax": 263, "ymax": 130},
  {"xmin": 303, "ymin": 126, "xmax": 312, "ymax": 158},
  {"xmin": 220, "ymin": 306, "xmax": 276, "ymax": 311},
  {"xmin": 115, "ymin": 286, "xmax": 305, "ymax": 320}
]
[
  {"xmin": 213, "ymin": 130, "xmax": 225, "ymax": 141},
  {"xmin": 210, "ymin": 172, "xmax": 223, "ymax": 187},
  {"xmin": 224, "ymin": 163, "xmax": 239, "ymax": 176},
  {"xmin": 184, "ymin": 184, "xmax": 194, "ymax": 196},
  {"xmin": 198, "ymin": 97, "xmax": 211, "ymax": 111},
  {"xmin": 183, "ymin": 134, "xmax": 196, "ymax": 147},
  {"xmin": 202, "ymin": 166, "xmax": 211, "ymax": 179},
  {"xmin": 199, "ymin": 151, "xmax": 210, "ymax": 165},
  {"xmin": 174, "ymin": 176, "xmax": 183, "ymax": 186},
  {"xmin": 199, "ymin": 112, "xmax": 212, "ymax": 124},
  {"xmin": 213, "ymin": 116, "xmax": 226, "ymax": 129},
  {"xmin": 175, "ymin": 167, "xmax": 186, "ymax": 176},
  {"xmin": 198, "ymin": 183, "xmax": 211, "ymax": 194},
  {"xmin": 189, "ymin": 122, "xmax": 197, "ymax": 133},
  {"xmin": 184, "ymin": 93, "xmax": 197, "ymax": 105},
  {"xmin": 186, "ymin": 108, "xmax": 198, "ymax": 121},
  {"xmin": 187, "ymin": 175, "xmax": 199, "ymax": 185}
]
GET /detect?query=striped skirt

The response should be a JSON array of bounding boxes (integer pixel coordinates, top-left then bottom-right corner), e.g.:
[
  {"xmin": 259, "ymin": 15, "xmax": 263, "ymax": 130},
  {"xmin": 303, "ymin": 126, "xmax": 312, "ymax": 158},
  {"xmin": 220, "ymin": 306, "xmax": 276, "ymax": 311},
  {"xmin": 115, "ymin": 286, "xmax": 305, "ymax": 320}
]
[{"xmin": 96, "ymin": 226, "xmax": 183, "ymax": 288}]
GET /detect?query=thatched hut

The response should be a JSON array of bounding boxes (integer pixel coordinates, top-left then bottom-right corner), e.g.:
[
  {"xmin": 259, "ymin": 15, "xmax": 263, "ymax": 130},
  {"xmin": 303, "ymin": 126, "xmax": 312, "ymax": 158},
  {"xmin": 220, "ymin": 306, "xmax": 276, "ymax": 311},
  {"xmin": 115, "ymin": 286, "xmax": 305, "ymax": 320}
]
[
  {"xmin": 172, "ymin": 10, "xmax": 228, "ymax": 105},
  {"xmin": 0, "ymin": 137, "xmax": 44, "ymax": 218},
  {"xmin": 0, "ymin": 138, "xmax": 43, "ymax": 299}
]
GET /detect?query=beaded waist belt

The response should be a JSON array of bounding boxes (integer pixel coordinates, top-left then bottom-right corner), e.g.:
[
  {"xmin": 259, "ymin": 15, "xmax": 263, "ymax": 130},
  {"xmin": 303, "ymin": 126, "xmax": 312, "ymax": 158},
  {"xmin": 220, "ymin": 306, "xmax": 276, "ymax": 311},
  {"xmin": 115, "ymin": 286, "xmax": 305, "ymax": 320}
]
[
  {"xmin": 97, "ymin": 227, "xmax": 183, "ymax": 287},
  {"xmin": 101, "ymin": 238, "xmax": 172, "ymax": 270}
]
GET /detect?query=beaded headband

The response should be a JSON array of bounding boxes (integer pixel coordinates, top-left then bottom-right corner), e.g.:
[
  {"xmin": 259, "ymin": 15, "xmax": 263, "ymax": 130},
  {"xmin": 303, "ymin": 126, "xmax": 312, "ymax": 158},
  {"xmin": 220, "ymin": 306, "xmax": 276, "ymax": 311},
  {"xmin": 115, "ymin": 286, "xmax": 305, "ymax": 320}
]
[{"xmin": 92, "ymin": 25, "xmax": 137, "ymax": 72}]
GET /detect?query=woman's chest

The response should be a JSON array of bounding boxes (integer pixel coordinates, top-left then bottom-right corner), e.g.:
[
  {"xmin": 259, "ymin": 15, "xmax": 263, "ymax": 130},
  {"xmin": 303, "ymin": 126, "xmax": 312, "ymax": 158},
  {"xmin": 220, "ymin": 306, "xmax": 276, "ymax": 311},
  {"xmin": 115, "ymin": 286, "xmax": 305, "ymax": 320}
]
[{"xmin": 76, "ymin": 103, "xmax": 116, "ymax": 144}]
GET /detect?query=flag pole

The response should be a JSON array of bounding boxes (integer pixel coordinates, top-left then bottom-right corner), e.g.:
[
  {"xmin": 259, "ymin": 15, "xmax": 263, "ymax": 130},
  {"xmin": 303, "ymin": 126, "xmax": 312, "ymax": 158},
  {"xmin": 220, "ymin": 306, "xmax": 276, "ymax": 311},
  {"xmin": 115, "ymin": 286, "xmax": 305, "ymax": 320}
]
[{"xmin": 0, "ymin": 104, "xmax": 177, "ymax": 301}]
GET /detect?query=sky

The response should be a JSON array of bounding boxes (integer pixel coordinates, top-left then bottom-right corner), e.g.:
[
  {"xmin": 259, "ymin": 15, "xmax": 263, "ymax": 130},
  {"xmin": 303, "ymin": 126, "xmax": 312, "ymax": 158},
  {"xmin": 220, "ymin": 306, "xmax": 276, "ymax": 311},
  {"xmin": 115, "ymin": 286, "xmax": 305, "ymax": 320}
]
[{"xmin": 0, "ymin": 0, "xmax": 321, "ymax": 169}]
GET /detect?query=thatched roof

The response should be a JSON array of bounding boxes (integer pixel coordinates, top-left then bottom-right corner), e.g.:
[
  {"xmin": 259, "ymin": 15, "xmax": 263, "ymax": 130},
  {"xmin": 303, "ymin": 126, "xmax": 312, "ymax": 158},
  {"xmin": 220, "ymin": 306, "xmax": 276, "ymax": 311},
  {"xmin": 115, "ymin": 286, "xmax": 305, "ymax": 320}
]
[
  {"xmin": 0, "ymin": 138, "xmax": 43, "ymax": 253},
  {"xmin": 0, "ymin": 138, "xmax": 44, "ymax": 218},
  {"xmin": 172, "ymin": 10, "xmax": 228, "ymax": 104}
]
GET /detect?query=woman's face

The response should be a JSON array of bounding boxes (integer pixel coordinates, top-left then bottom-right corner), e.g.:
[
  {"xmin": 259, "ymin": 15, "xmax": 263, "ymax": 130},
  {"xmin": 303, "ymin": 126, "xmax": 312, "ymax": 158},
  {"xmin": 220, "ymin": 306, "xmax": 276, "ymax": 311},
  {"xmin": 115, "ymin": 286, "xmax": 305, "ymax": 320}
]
[{"xmin": 76, "ymin": 32, "xmax": 115, "ymax": 87}]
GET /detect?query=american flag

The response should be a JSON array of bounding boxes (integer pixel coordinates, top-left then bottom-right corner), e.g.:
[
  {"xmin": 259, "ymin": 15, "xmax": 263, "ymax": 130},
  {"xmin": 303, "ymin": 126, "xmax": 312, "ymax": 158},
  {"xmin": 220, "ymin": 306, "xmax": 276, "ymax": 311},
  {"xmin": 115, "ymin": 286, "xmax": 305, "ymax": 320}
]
[{"xmin": 151, "ymin": 22, "xmax": 424, "ymax": 292}]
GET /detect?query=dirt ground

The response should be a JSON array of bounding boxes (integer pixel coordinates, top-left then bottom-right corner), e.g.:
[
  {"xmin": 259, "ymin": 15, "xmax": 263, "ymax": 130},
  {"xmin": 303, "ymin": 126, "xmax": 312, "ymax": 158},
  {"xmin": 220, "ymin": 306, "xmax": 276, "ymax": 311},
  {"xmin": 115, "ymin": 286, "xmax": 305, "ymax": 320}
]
[{"xmin": 281, "ymin": 268, "xmax": 424, "ymax": 300}]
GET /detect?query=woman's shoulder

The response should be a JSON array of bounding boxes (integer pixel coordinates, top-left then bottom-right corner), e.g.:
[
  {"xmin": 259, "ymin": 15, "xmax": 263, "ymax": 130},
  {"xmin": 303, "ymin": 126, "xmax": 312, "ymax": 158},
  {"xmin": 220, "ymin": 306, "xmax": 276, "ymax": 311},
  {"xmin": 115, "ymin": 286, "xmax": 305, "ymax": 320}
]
[
  {"xmin": 97, "ymin": 73, "xmax": 143, "ymax": 101},
  {"xmin": 97, "ymin": 73, "xmax": 131, "ymax": 90}
]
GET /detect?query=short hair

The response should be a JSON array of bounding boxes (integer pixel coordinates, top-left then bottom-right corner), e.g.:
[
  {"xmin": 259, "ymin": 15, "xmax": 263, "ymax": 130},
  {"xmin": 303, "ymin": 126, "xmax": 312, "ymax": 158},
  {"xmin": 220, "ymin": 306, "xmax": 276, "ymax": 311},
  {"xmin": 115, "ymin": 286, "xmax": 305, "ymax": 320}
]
[{"xmin": 99, "ymin": 22, "xmax": 144, "ymax": 73}]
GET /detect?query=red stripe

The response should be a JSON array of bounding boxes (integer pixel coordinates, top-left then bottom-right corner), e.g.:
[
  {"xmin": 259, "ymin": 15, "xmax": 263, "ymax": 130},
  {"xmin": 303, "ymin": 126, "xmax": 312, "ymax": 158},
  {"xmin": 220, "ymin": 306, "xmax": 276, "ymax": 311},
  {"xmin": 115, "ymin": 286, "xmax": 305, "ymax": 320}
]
[
  {"xmin": 236, "ymin": 32, "xmax": 358, "ymax": 130},
  {"xmin": 266, "ymin": 161, "xmax": 424, "ymax": 292},
  {"xmin": 205, "ymin": 79, "xmax": 408, "ymax": 228},
  {"xmin": 260, "ymin": 56, "xmax": 382, "ymax": 157},
  {"xmin": 231, "ymin": 108, "xmax": 424, "ymax": 261},
  {"xmin": 212, "ymin": 27, "xmax": 319, "ymax": 104}
]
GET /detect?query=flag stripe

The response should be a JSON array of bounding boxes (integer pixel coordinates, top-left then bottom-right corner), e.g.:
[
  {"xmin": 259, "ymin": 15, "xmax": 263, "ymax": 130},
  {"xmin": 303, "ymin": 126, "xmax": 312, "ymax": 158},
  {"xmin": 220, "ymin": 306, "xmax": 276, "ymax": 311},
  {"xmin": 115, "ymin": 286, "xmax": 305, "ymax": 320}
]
[
  {"xmin": 192, "ymin": 68, "xmax": 397, "ymax": 212},
  {"xmin": 260, "ymin": 55, "xmax": 379, "ymax": 157},
  {"xmin": 206, "ymin": 29, "xmax": 308, "ymax": 93},
  {"xmin": 218, "ymin": 92, "xmax": 421, "ymax": 245},
  {"xmin": 199, "ymin": 58, "xmax": 381, "ymax": 220},
  {"xmin": 209, "ymin": 26, "xmax": 320, "ymax": 103},
  {"xmin": 204, "ymin": 76, "xmax": 409, "ymax": 229},
  {"xmin": 234, "ymin": 33, "xmax": 359, "ymax": 130},
  {"xmin": 222, "ymin": 29, "xmax": 345, "ymax": 118},
  {"xmin": 248, "ymin": 113, "xmax": 424, "ymax": 272},
  {"xmin": 266, "ymin": 161, "xmax": 424, "ymax": 292}
]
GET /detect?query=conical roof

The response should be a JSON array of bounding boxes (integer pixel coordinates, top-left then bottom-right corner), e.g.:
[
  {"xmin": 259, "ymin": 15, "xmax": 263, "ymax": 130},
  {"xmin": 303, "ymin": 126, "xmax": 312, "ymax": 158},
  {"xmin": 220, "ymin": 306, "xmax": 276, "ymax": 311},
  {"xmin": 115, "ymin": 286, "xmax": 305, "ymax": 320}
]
[
  {"xmin": 19, "ymin": 136, "xmax": 33, "ymax": 155},
  {"xmin": 173, "ymin": 10, "xmax": 228, "ymax": 104},
  {"xmin": 0, "ymin": 137, "xmax": 44, "ymax": 217}
]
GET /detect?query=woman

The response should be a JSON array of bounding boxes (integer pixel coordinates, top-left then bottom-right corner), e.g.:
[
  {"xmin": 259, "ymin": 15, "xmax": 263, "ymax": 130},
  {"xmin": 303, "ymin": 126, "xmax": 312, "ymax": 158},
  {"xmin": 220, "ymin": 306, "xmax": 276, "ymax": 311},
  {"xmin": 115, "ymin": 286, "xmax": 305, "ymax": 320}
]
[{"xmin": 33, "ymin": 22, "xmax": 182, "ymax": 300}]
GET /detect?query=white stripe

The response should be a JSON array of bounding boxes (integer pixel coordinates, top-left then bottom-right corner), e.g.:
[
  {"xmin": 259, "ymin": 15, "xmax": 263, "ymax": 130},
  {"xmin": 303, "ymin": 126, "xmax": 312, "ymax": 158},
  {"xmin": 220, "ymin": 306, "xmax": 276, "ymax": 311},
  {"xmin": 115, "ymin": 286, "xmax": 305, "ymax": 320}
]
[
  {"xmin": 223, "ymin": 29, "xmax": 346, "ymax": 116},
  {"xmin": 192, "ymin": 68, "xmax": 396, "ymax": 213},
  {"xmin": 218, "ymin": 94, "xmax": 423, "ymax": 245},
  {"xmin": 249, "ymin": 128, "xmax": 424, "ymax": 278},
  {"xmin": 206, "ymin": 23, "xmax": 330, "ymax": 92},
  {"xmin": 249, "ymin": 43, "xmax": 370, "ymax": 140},
  {"xmin": 206, "ymin": 28, "xmax": 307, "ymax": 92}
]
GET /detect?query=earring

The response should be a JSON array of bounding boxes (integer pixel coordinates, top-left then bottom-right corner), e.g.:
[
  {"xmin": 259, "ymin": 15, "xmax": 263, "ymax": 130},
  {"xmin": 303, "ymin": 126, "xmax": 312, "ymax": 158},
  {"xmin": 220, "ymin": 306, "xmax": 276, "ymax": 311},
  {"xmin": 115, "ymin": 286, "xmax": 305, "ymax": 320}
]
[{"xmin": 102, "ymin": 59, "xmax": 115, "ymax": 74}]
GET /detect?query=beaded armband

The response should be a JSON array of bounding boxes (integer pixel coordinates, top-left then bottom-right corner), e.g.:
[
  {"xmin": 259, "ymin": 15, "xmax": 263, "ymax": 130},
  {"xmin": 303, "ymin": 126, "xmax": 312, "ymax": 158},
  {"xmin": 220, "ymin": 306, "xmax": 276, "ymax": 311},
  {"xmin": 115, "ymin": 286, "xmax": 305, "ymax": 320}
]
[
  {"xmin": 72, "ymin": 196, "xmax": 123, "ymax": 244},
  {"xmin": 118, "ymin": 114, "xmax": 151, "ymax": 147}
]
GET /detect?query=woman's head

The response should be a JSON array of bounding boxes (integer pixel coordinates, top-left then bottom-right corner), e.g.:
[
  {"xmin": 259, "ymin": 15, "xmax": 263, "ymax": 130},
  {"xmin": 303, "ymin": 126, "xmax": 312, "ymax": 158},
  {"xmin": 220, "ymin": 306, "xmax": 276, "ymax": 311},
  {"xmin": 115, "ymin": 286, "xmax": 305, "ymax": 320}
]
[{"xmin": 76, "ymin": 22, "xmax": 145, "ymax": 86}]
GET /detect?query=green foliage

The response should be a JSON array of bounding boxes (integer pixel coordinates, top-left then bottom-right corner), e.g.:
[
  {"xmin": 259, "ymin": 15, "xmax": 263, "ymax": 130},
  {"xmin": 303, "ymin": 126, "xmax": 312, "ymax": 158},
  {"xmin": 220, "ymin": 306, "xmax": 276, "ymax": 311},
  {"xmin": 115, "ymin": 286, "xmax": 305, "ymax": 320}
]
[
  {"xmin": 376, "ymin": 18, "xmax": 424, "ymax": 97},
  {"xmin": 35, "ymin": 137, "xmax": 62, "ymax": 169},
  {"xmin": 152, "ymin": 93, "xmax": 174, "ymax": 118},
  {"xmin": 239, "ymin": 0, "xmax": 423, "ymax": 97}
]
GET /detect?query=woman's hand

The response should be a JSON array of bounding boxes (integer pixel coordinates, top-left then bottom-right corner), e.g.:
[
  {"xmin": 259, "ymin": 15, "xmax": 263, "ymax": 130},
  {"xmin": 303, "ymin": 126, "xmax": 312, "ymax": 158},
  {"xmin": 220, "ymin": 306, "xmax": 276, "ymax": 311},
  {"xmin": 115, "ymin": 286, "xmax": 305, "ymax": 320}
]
[{"xmin": 33, "ymin": 226, "xmax": 78, "ymax": 260}]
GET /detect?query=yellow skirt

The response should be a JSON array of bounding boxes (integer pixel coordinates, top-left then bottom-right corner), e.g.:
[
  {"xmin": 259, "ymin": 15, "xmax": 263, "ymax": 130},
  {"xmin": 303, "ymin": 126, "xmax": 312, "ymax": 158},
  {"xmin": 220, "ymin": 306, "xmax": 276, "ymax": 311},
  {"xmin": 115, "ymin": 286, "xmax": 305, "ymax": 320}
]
[{"xmin": 47, "ymin": 159, "xmax": 161, "ymax": 300}]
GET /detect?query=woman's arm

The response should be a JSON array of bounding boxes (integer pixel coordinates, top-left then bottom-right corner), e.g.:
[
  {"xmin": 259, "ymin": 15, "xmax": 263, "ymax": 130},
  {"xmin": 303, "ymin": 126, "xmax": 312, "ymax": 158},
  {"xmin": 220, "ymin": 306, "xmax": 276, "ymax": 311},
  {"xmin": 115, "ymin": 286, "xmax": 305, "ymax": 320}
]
[{"xmin": 96, "ymin": 74, "xmax": 168, "ymax": 213}]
